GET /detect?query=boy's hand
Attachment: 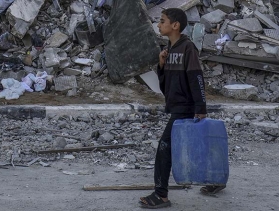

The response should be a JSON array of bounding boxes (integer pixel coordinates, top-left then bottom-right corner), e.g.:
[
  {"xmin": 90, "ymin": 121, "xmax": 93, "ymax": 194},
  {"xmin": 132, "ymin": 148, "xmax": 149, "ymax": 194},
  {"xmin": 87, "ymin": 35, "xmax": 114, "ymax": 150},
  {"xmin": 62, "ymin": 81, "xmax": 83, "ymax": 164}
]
[
  {"xmin": 159, "ymin": 49, "xmax": 168, "ymax": 69},
  {"xmin": 194, "ymin": 114, "xmax": 206, "ymax": 119}
]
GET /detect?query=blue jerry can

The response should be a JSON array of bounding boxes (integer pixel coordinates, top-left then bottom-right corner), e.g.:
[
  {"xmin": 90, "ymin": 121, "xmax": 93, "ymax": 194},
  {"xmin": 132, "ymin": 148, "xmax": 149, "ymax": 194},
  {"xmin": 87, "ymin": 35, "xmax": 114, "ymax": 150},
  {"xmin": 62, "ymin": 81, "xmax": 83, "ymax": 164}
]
[{"xmin": 171, "ymin": 118, "xmax": 229, "ymax": 185}]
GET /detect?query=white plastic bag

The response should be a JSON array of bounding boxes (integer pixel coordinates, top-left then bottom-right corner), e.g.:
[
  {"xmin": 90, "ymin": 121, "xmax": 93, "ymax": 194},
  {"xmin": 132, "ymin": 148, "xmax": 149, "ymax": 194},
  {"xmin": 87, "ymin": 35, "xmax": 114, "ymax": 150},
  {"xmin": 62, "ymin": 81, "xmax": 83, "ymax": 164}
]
[{"xmin": 0, "ymin": 78, "xmax": 25, "ymax": 100}]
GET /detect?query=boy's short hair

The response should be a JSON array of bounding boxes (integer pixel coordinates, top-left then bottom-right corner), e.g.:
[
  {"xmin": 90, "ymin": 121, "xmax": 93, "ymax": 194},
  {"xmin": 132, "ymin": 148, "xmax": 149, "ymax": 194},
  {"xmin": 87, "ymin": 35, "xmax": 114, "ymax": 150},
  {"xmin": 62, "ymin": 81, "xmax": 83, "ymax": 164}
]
[{"xmin": 162, "ymin": 8, "xmax": 188, "ymax": 32}]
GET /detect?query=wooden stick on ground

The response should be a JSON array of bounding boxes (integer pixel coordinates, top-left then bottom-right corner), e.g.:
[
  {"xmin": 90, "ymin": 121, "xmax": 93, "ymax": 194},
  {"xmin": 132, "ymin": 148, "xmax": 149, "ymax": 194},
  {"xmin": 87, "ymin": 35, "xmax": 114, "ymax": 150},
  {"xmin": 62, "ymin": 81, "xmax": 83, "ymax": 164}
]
[
  {"xmin": 83, "ymin": 184, "xmax": 190, "ymax": 191},
  {"xmin": 35, "ymin": 143, "xmax": 136, "ymax": 154}
]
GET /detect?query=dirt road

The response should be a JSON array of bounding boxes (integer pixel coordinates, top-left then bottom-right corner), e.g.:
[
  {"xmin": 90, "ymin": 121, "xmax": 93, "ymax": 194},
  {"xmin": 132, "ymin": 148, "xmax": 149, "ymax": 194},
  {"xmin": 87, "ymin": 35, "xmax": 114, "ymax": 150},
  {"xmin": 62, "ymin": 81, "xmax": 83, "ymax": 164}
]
[{"xmin": 1, "ymin": 140, "xmax": 278, "ymax": 211}]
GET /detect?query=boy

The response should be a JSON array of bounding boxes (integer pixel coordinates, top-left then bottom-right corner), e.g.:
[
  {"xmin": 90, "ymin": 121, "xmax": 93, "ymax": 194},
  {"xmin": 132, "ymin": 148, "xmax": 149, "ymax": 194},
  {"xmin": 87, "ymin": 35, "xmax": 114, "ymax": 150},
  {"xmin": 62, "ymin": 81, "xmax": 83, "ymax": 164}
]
[{"xmin": 139, "ymin": 8, "xmax": 207, "ymax": 209}]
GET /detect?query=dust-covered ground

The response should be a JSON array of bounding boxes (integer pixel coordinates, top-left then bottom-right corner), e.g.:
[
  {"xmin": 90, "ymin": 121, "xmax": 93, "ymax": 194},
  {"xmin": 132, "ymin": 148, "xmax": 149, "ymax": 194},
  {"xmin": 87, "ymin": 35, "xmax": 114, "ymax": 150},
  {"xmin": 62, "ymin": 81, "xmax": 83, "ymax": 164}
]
[
  {"xmin": 0, "ymin": 142, "xmax": 278, "ymax": 211},
  {"xmin": 0, "ymin": 74, "xmax": 250, "ymax": 106}
]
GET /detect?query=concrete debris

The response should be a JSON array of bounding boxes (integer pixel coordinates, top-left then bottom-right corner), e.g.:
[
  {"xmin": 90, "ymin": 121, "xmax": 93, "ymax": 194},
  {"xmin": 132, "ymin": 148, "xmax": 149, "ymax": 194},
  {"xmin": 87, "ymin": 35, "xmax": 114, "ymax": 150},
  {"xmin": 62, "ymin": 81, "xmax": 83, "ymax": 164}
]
[
  {"xmin": 1, "ymin": 0, "xmax": 279, "ymax": 103},
  {"xmin": 147, "ymin": 0, "xmax": 200, "ymax": 20},
  {"xmin": 211, "ymin": 0, "xmax": 234, "ymax": 14},
  {"xmin": 192, "ymin": 23, "xmax": 205, "ymax": 52},
  {"xmin": 221, "ymin": 84, "xmax": 259, "ymax": 101},
  {"xmin": 185, "ymin": 6, "xmax": 200, "ymax": 23},
  {"xmin": 53, "ymin": 75, "xmax": 77, "ymax": 91},
  {"xmin": 228, "ymin": 18, "xmax": 263, "ymax": 33},
  {"xmin": 6, "ymin": 0, "xmax": 45, "ymax": 39},
  {"xmin": 254, "ymin": 10, "xmax": 279, "ymax": 30},
  {"xmin": 200, "ymin": 9, "xmax": 227, "ymax": 33}
]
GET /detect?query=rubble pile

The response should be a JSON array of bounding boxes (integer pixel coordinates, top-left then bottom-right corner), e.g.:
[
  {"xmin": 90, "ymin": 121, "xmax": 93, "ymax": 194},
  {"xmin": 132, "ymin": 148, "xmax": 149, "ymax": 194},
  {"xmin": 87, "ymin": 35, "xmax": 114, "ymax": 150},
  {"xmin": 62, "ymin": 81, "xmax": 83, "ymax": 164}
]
[
  {"xmin": 1, "ymin": 0, "xmax": 279, "ymax": 102},
  {"xmin": 0, "ymin": 0, "xmax": 115, "ymax": 99},
  {"xmin": 149, "ymin": 0, "xmax": 279, "ymax": 102},
  {"xmin": 0, "ymin": 109, "xmax": 278, "ymax": 168}
]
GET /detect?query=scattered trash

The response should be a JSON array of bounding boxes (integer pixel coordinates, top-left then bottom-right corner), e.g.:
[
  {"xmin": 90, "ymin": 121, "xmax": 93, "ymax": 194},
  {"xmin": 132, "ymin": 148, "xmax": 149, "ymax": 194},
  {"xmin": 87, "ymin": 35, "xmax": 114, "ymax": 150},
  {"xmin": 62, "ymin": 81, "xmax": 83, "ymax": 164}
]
[{"xmin": 0, "ymin": 78, "xmax": 25, "ymax": 100}]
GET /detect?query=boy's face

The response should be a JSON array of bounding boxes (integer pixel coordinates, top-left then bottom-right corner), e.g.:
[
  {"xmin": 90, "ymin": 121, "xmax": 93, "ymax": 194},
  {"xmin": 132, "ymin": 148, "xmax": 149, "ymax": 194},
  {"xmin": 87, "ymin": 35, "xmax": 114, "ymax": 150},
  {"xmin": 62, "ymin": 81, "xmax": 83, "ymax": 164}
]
[{"xmin": 157, "ymin": 14, "xmax": 178, "ymax": 36}]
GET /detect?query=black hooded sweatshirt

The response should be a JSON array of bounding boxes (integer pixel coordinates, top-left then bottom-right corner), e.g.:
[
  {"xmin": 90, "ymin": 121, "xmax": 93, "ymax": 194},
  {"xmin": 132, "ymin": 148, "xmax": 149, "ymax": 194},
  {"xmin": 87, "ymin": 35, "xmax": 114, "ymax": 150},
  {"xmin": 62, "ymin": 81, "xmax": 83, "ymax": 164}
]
[{"xmin": 157, "ymin": 34, "xmax": 207, "ymax": 114}]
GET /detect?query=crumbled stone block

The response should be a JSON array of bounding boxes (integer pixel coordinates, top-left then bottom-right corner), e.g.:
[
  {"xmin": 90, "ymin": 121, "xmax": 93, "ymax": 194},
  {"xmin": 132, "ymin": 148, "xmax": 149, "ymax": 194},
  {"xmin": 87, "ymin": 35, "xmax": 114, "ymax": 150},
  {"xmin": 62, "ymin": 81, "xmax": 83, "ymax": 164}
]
[
  {"xmin": 70, "ymin": 1, "xmax": 86, "ymax": 14},
  {"xmin": 221, "ymin": 84, "xmax": 259, "ymax": 101},
  {"xmin": 53, "ymin": 75, "xmax": 78, "ymax": 91},
  {"xmin": 67, "ymin": 14, "xmax": 85, "ymax": 36},
  {"xmin": 192, "ymin": 23, "xmax": 205, "ymax": 52},
  {"xmin": 7, "ymin": 0, "xmax": 45, "ymax": 39},
  {"xmin": 91, "ymin": 49, "xmax": 102, "ymax": 62},
  {"xmin": 200, "ymin": 9, "xmax": 227, "ymax": 32},
  {"xmin": 202, "ymin": 34, "xmax": 220, "ymax": 52},
  {"xmin": 212, "ymin": 64, "xmax": 223, "ymax": 76},
  {"xmin": 223, "ymin": 41, "xmax": 274, "ymax": 58},
  {"xmin": 46, "ymin": 32, "xmax": 69, "ymax": 48},
  {"xmin": 254, "ymin": 10, "xmax": 279, "ymax": 30},
  {"xmin": 73, "ymin": 58, "xmax": 94, "ymax": 66},
  {"xmin": 148, "ymin": 0, "xmax": 200, "ymax": 20},
  {"xmin": 64, "ymin": 68, "xmax": 83, "ymax": 76},
  {"xmin": 228, "ymin": 18, "xmax": 263, "ymax": 33},
  {"xmin": 185, "ymin": 6, "xmax": 200, "ymax": 23},
  {"xmin": 211, "ymin": 0, "xmax": 234, "ymax": 13},
  {"xmin": 40, "ymin": 48, "xmax": 68, "ymax": 68},
  {"xmin": 0, "ymin": 69, "xmax": 26, "ymax": 81}
]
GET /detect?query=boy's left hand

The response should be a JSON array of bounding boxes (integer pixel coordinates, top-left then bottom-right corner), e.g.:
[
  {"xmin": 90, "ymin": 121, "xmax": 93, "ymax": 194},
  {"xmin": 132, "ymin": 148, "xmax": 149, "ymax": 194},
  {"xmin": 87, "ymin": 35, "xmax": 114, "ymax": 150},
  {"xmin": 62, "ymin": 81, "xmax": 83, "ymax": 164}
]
[{"xmin": 195, "ymin": 114, "xmax": 206, "ymax": 119}]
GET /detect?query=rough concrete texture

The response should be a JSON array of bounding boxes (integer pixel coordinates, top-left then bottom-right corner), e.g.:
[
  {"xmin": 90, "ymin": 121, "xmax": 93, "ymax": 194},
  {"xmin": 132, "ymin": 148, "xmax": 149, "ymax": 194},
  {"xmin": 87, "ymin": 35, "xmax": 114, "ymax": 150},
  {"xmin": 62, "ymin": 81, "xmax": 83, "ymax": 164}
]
[
  {"xmin": 228, "ymin": 18, "xmax": 263, "ymax": 33},
  {"xmin": 148, "ymin": 0, "xmax": 200, "ymax": 19},
  {"xmin": 1, "ymin": 105, "xmax": 279, "ymax": 211},
  {"xmin": 7, "ymin": 0, "xmax": 45, "ymax": 38},
  {"xmin": 221, "ymin": 84, "xmax": 258, "ymax": 101}
]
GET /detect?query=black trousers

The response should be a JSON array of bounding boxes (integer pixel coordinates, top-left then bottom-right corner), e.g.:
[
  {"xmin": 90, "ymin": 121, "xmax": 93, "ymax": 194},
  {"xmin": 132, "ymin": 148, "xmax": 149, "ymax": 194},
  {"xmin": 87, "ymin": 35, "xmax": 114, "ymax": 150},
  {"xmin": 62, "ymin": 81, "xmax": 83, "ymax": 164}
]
[{"xmin": 154, "ymin": 113, "xmax": 194, "ymax": 198}]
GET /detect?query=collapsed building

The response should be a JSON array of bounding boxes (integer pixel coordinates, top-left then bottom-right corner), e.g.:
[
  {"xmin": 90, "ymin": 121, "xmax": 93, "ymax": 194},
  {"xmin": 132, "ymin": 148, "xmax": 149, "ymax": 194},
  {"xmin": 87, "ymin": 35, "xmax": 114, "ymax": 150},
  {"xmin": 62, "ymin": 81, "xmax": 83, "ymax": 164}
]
[{"xmin": 0, "ymin": 0, "xmax": 279, "ymax": 102}]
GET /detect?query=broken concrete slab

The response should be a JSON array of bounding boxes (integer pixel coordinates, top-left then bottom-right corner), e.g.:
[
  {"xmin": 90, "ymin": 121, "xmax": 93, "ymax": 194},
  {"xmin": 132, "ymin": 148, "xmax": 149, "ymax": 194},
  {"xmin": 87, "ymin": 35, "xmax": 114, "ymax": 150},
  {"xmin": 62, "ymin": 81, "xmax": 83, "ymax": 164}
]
[
  {"xmin": 264, "ymin": 29, "xmax": 279, "ymax": 41},
  {"xmin": 218, "ymin": 19, "xmax": 230, "ymax": 36},
  {"xmin": 211, "ymin": 64, "xmax": 223, "ymax": 76},
  {"xmin": 70, "ymin": 0, "xmax": 86, "ymax": 14},
  {"xmin": 261, "ymin": 43, "xmax": 279, "ymax": 58},
  {"xmin": 221, "ymin": 84, "xmax": 259, "ymax": 101},
  {"xmin": 147, "ymin": 0, "xmax": 200, "ymax": 20},
  {"xmin": 185, "ymin": 6, "xmax": 200, "ymax": 23},
  {"xmin": 238, "ymin": 42, "xmax": 257, "ymax": 49},
  {"xmin": 7, "ymin": 0, "xmax": 45, "ymax": 39},
  {"xmin": 202, "ymin": 34, "xmax": 220, "ymax": 52},
  {"xmin": 103, "ymin": 0, "xmax": 160, "ymax": 83},
  {"xmin": 254, "ymin": 10, "xmax": 279, "ymax": 30},
  {"xmin": 67, "ymin": 14, "xmax": 85, "ymax": 36},
  {"xmin": 46, "ymin": 32, "xmax": 68, "ymax": 48},
  {"xmin": 182, "ymin": 25, "xmax": 193, "ymax": 38},
  {"xmin": 63, "ymin": 68, "xmax": 83, "ymax": 76},
  {"xmin": 72, "ymin": 58, "xmax": 94, "ymax": 66},
  {"xmin": 223, "ymin": 41, "xmax": 276, "ymax": 62},
  {"xmin": 192, "ymin": 23, "xmax": 205, "ymax": 52},
  {"xmin": 40, "ymin": 48, "xmax": 68, "ymax": 68},
  {"xmin": 234, "ymin": 33, "xmax": 261, "ymax": 43},
  {"xmin": 0, "ymin": 69, "xmax": 26, "ymax": 81},
  {"xmin": 53, "ymin": 75, "xmax": 78, "ymax": 91},
  {"xmin": 200, "ymin": 9, "xmax": 227, "ymax": 32},
  {"xmin": 228, "ymin": 18, "xmax": 263, "ymax": 33},
  {"xmin": 202, "ymin": 55, "xmax": 279, "ymax": 73},
  {"xmin": 211, "ymin": 0, "xmax": 234, "ymax": 14},
  {"xmin": 251, "ymin": 33, "xmax": 279, "ymax": 45}
]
